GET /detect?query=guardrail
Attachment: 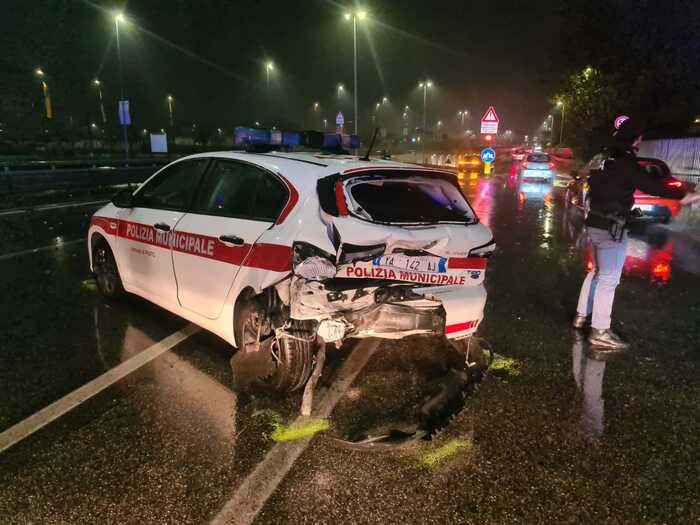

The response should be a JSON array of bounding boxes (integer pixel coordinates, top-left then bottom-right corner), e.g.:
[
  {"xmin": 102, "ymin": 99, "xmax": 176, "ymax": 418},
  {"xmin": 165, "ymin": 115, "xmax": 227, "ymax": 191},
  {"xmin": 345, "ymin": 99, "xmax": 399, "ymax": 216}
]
[{"xmin": 0, "ymin": 161, "xmax": 166, "ymax": 194}]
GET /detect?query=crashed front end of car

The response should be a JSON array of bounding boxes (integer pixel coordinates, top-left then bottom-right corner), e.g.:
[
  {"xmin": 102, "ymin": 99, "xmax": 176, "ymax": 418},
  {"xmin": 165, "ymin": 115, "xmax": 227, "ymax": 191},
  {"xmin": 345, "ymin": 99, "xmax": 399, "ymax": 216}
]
[{"xmin": 287, "ymin": 168, "xmax": 495, "ymax": 346}]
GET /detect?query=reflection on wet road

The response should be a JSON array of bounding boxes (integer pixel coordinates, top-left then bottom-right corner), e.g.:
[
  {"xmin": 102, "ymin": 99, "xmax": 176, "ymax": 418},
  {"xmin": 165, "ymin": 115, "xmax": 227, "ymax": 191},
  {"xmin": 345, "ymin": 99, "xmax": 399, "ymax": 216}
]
[{"xmin": 1, "ymin": 161, "xmax": 699, "ymax": 523}]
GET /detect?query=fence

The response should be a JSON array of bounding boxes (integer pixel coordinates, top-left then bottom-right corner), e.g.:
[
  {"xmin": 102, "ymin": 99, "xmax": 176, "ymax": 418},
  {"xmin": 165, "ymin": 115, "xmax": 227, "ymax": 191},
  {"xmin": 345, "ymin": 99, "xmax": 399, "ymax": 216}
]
[{"xmin": 0, "ymin": 160, "xmax": 166, "ymax": 194}]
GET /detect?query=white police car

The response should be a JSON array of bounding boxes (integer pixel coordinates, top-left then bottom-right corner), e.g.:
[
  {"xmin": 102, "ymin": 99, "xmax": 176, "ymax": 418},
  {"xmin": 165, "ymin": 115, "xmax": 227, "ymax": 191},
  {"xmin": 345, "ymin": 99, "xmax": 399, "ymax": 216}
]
[{"xmin": 88, "ymin": 129, "xmax": 495, "ymax": 392}]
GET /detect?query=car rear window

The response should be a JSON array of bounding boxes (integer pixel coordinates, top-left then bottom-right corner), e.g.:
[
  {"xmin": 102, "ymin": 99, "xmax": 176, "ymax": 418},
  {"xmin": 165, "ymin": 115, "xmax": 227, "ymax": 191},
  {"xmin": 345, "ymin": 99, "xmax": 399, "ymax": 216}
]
[
  {"xmin": 346, "ymin": 174, "xmax": 476, "ymax": 224},
  {"xmin": 527, "ymin": 154, "xmax": 549, "ymax": 163}
]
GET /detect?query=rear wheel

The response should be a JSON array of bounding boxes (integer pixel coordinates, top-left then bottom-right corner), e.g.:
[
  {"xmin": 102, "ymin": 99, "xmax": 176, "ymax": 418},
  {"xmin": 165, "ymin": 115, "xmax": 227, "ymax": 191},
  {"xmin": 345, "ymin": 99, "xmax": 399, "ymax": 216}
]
[
  {"xmin": 92, "ymin": 238, "xmax": 124, "ymax": 298},
  {"xmin": 234, "ymin": 298, "xmax": 315, "ymax": 393}
]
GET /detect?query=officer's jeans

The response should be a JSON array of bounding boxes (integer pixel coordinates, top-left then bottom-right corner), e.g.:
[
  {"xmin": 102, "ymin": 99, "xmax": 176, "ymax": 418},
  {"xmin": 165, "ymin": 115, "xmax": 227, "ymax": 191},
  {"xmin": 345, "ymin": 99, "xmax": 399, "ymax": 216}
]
[{"xmin": 576, "ymin": 227, "xmax": 628, "ymax": 330}]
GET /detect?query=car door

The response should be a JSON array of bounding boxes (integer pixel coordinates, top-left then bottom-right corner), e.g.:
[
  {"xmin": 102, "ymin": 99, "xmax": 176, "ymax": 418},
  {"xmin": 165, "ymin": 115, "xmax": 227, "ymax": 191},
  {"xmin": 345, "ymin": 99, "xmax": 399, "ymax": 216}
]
[
  {"xmin": 115, "ymin": 158, "xmax": 209, "ymax": 301},
  {"xmin": 171, "ymin": 159, "xmax": 289, "ymax": 319}
]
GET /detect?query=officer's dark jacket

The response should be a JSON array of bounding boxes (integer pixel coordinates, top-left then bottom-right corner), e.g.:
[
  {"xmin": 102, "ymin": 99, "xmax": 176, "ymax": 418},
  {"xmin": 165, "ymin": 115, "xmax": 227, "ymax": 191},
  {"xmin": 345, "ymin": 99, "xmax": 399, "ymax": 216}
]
[{"xmin": 585, "ymin": 146, "xmax": 686, "ymax": 228}]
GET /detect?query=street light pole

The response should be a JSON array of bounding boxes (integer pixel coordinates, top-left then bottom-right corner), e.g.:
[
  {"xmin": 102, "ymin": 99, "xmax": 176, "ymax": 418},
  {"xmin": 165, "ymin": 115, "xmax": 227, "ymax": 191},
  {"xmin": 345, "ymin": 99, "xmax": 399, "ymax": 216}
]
[
  {"xmin": 345, "ymin": 11, "xmax": 366, "ymax": 135},
  {"xmin": 167, "ymin": 95, "xmax": 174, "ymax": 127},
  {"xmin": 557, "ymin": 100, "xmax": 565, "ymax": 145},
  {"xmin": 94, "ymin": 80, "xmax": 107, "ymax": 125},
  {"xmin": 34, "ymin": 68, "xmax": 52, "ymax": 121},
  {"xmin": 114, "ymin": 13, "xmax": 129, "ymax": 159}
]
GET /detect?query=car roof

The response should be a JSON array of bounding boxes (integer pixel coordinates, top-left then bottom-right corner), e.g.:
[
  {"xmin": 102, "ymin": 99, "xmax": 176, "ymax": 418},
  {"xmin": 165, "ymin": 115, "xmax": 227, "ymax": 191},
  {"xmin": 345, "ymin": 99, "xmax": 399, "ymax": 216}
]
[{"xmin": 177, "ymin": 150, "xmax": 452, "ymax": 193}]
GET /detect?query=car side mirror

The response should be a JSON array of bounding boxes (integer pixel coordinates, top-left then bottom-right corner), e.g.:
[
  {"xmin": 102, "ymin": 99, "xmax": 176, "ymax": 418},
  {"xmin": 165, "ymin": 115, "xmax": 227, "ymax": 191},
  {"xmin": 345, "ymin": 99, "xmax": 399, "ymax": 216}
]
[{"xmin": 112, "ymin": 189, "xmax": 135, "ymax": 208}]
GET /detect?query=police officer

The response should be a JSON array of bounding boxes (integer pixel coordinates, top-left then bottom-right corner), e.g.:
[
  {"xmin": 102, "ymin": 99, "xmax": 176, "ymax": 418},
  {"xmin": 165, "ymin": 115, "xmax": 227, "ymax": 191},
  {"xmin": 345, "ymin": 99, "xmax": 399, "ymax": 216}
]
[{"xmin": 573, "ymin": 117, "xmax": 700, "ymax": 349}]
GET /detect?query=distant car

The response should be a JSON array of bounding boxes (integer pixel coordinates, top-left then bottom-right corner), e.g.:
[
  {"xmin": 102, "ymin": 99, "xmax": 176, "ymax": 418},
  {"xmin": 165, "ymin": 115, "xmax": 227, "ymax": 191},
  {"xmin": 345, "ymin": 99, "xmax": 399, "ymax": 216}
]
[
  {"xmin": 511, "ymin": 148, "xmax": 529, "ymax": 161},
  {"xmin": 518, "ymin": 153, "xmax": 555, "ymax": 181},
  {"xmin": 457, "ymin": 153, "xmax": 483, "ymax": 180},
  {"xmin": 517, "ymin": 177, "xmax": 554, "ymax": 203},
  {"xmin": 565, "ymin": 155, "xmax": 691, "ymax": 223}
]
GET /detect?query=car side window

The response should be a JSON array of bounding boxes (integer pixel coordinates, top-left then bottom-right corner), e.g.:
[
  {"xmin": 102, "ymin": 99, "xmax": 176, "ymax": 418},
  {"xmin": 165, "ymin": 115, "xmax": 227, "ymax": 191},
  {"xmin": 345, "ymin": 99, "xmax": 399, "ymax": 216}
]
[
  {"xmin": 192, "ymin": 160, "xmax": 288, "ymax": 222},
  {"xmin": 135, "ymin": 159, "xmax": 209, "ymax": 211}
]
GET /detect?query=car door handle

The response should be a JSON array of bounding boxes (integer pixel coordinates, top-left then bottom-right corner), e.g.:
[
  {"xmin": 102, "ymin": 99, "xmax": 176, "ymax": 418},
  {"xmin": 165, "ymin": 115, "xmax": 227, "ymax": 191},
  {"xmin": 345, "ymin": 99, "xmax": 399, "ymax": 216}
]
[
  {"xmin": 218, "ymin": 234, "xmax": 244, "ymax": 246},
  {"xmin": 154, "ymin": 222, "xmax": 171, "ymax": 232}
]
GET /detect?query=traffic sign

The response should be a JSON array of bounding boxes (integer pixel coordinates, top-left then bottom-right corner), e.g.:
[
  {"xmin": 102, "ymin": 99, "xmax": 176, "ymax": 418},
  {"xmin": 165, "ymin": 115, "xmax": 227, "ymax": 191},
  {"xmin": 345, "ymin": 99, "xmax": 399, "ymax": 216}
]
[
  {"xmin": 336, "ymin": 112, "xmax": 345, "ymax": 126},
  {"xmin": 118, "ymin": 100, "xmax": 131, "ymax": 126},
  {"xmin": 481, "ymin": 148, "xmax": 496, "ymax": 163},
  {"xmin": 480, "ymin": 106, "xmax": 499, "ymax": 134}
]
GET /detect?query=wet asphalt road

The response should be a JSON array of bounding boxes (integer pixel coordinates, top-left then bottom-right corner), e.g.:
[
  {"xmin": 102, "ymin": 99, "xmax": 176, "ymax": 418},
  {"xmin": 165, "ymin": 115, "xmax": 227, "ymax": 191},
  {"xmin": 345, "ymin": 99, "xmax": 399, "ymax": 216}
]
[{"xmin": 1, "ymin": 163, "xmax": 699, "ymax": 524}]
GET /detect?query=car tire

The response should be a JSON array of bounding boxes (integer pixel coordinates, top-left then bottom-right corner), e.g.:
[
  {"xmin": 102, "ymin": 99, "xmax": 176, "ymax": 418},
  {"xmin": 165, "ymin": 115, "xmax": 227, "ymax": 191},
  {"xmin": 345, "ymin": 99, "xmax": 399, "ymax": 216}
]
[
  {"xmin": 92, "ymin": 238, "xmax": 125, "ymax": 298},
  {"xmin": 235, "ymin": 298, "xmax": 315, "ymax": 393},
  {"xmin": 265, "ymin": 326, "xmax": 315, "ymax": 392}
]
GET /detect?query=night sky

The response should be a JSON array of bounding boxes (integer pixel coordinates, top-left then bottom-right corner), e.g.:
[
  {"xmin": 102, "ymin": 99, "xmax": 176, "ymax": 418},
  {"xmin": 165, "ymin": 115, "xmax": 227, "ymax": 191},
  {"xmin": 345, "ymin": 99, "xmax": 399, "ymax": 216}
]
[{"xmin": 1, "ymin": 0, "xmax": 563, "ymax": 137}]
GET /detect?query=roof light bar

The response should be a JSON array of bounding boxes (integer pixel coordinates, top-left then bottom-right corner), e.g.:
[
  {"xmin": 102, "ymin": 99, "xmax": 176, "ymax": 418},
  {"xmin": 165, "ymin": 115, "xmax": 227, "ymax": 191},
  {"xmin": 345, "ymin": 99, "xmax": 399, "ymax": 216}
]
[{"xmin": 234, "ymin": 126, "xmax": 359, "ymax": 151}]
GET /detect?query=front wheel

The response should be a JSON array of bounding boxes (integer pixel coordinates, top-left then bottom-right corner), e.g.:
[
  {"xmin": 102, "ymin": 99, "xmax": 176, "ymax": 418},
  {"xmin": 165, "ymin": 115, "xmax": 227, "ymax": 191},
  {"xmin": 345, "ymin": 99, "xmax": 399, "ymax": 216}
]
[{"xmin": 92, "ymin": 239, "xmax": 125, "ymax": 298}]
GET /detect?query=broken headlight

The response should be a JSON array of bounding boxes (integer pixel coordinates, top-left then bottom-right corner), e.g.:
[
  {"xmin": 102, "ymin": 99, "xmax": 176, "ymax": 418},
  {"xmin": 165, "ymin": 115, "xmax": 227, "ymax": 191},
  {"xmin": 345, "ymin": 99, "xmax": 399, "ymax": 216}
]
[{"xmin": 292, "ymin": 241, "xmax": 337, "ymax": 281}]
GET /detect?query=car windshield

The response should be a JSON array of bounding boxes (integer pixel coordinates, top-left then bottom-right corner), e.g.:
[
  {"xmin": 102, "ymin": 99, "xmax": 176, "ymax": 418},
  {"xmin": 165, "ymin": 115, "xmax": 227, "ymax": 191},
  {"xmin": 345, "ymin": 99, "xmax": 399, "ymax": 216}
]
[
  {"xmin": 346, "ymin": 175, "xmax": 476, "ymax": 224},
  {"xmin": 527, "ymin": 154, "xmax": 549, "ymax": 163}
]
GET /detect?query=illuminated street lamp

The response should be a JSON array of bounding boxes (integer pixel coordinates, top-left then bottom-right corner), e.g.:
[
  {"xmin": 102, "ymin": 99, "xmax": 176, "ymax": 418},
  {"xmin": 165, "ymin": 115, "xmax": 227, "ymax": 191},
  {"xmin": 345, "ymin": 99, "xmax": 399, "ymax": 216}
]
[
  {"xmin": 382, "ymin": 96, "xmax": 389, "ymax": 104},
  {"xmin": 418, "ymin": 79, "xmax": 433, "ymax": 138},
  {"xmin": 114, "ymin": 11, "xmax": 129, "ymax": 158},
  {"xmin": 457, "ymin": 109, "xmax": 468, "ymax": 130},
  {"xmin": 93, "ymin": 79, "xmax": 107, "ymax": 125},
  {"xmin": 344, "ymin": 9, "xmax": 367, "ymax": 135},
  {"xmin": 337, "ymin": 83, "xmax": 345, "ymax": 98},
  {"xmin": 167, "ymin": 95, "xmax": 174, "ymax": 127},
  {"xmin": 265, "ymin": 61, "xmax": 274, "ymax": 88},
  {"xmin": 557, "ymin": 99, "xmax": 565, "ymax": 144},
  {"xmin": 34, "ymin": 67, "xmax": 52, "ymax": 120}
]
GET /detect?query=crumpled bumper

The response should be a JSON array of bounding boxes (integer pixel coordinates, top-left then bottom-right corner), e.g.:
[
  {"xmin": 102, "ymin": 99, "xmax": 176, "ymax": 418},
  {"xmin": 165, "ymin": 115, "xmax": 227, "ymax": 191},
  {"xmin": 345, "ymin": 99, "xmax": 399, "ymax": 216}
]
[{"xmin": 290, "ymin": 277, "xmax": 486, "ymax": 341}]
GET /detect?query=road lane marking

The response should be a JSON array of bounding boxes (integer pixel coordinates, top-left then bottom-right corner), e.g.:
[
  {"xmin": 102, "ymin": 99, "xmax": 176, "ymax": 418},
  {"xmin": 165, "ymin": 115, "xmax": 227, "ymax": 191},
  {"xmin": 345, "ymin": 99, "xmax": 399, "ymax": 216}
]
[
  {"xmin": 0, "ymin": 238, "xmax": 86, "ymax": 261},
  {"xmin": 210, "ymin": 338, "xmax": 380, "ymax": 525},
  {"xmin": 0, "ymin": 324, "xmax": 200, "ymax": 454}
]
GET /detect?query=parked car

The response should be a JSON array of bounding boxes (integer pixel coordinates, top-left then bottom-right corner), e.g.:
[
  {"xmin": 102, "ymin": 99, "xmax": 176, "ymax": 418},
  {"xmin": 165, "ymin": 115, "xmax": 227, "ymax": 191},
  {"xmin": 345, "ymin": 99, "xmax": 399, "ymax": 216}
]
[{"xmin": 565, "ymin": 155, "xmax": 691, "ymax": 223}]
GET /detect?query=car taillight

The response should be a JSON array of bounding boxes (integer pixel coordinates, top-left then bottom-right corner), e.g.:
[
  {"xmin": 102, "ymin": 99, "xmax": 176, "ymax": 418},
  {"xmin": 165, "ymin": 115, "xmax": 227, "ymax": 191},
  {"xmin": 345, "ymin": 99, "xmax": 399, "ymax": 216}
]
[
  {"xmin": 666, "ymin": 179, "xmax": 682, "ymax": 188},
  {"xmin": 521, "ymin": 161, "xmax": 528, "ymax": 168},
  {"xmin": 292, "ymin": 241, "xmax": 337, "ymax": 281},
  {"xmin": 335, "ymin": 180, "xmax": 349, "ymax": 216},
  {"xmin": 549, "ymin": 162, "xmax": 555, "ymax": 169}
]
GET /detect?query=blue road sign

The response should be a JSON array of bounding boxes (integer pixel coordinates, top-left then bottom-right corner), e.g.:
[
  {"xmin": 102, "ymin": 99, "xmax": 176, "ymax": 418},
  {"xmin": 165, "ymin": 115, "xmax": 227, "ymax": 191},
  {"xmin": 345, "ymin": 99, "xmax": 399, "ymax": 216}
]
[
  {"xmin": 481, "ymin": 148, "xmax": 496, "ymax": 163},
  {"xmin": 118, "ymin": 100, "xmax": 131, "ymax": 126},
  {"xmin": 336, "ymin": 112, "xmax": 345, "ymax": 126}
]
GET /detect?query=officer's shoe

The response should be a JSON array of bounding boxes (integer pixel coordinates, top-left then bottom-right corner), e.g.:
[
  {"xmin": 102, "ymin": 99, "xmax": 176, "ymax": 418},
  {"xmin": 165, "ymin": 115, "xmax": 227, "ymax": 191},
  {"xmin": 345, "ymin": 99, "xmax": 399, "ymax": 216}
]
[
  {"xmin": 588, "ymin": 328, "xmax": 629, "ymax": 350},
  {"xmin": 572, "ymin": 314, "xmax": 590, "ymax": 329}
]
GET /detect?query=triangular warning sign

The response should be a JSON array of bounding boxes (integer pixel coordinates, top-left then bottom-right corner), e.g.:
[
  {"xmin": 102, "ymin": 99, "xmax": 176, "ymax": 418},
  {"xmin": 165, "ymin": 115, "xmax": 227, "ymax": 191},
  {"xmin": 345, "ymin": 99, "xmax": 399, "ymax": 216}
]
[{"xmin": 481, "ymin": 106, "xmax": 499, "ymax": 123}]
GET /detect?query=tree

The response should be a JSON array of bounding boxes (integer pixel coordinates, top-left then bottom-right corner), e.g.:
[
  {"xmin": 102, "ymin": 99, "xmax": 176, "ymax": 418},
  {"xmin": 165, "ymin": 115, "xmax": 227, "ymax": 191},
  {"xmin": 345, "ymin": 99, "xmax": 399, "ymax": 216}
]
[{"xmin": 555, "ymin": 0, "xmax": 700, "ymax": 157}]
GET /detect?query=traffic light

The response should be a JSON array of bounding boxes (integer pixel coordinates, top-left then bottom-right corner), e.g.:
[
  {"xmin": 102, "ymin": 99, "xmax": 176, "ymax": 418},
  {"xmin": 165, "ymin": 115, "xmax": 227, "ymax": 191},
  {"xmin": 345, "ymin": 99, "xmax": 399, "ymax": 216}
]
[{"xmin": 484, "ymin": 134, "xmax": 493, "ymax": 143}]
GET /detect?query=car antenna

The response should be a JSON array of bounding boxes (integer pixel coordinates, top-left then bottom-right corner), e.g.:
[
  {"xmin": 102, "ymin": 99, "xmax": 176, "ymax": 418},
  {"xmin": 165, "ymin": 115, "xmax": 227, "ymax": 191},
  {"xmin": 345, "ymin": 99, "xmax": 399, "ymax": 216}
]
[{"xmin": 360, "ymin": 127, "xmax": 379, "ymax": 161}]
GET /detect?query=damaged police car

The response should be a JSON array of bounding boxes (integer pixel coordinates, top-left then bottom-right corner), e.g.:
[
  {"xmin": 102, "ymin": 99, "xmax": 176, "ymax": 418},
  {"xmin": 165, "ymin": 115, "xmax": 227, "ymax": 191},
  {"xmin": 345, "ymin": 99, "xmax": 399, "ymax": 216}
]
[{"xmin": 88, "ymin": 131, "xmax": 495, "ymax": 393}]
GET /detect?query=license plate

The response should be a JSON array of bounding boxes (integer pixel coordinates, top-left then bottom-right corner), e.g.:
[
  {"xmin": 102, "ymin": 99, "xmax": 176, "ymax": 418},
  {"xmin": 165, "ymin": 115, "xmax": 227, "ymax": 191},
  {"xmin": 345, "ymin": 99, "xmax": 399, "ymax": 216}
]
[
  {"xmin": 372, "ymin": 254, "xmax": 445, "ymax": 273},
  {"xmin": 636, "ymin": 204, "xmax": 654, "ymax": 211},
  {"xmin": 336, "ymin": 257, "xmax": 486, "ymax": 286}
]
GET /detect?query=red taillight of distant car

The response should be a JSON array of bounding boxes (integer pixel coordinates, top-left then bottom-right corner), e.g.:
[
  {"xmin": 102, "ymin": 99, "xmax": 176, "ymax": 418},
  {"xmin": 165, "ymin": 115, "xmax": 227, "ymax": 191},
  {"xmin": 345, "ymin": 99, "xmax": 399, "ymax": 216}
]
[
  {"xmin": 666, "ymin": 179, "xmax": 682, "ymax": 188},
  {"xmin": 521, "ymin": 161, "xmax": 528, "ymax": 168},
  {"xmin": 549, "ymin": 162, "xmax": 555, "ymax": 169}
]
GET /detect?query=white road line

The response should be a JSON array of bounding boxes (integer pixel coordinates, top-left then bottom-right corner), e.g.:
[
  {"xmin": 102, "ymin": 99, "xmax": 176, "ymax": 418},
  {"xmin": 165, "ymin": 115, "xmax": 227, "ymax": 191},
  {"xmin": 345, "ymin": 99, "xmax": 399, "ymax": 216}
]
[
  {"xmin": 0, "ymin": 238, "xmax": 87, "ymax": 261},
  {"xmin": 0, "ymin": 324, "xmax": 200, "ymax": 454},
  {"xmin": 210, "ymin": 338, "xmax": 380, "ymax": 525}
]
